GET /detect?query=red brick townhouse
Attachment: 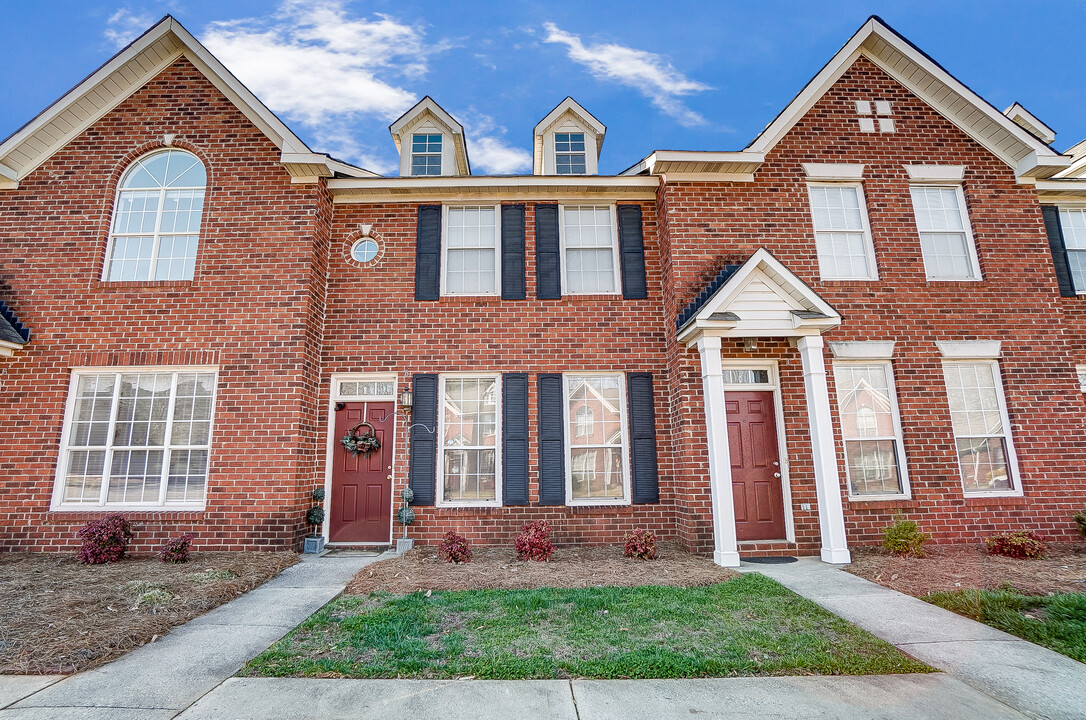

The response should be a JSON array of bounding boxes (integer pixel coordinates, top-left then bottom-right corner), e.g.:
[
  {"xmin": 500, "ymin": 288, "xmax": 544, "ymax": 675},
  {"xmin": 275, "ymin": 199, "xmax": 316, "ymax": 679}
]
[{"xmin": 2, "ymin": 16, "xmax": 1085, "ymax": 565}]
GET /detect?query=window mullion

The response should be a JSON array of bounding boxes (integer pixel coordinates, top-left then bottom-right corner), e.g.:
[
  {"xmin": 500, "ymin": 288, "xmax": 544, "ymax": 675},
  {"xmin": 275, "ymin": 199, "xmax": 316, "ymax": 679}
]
[
  {"xmin": 148, "ymin": 186, "xmax": 167, "ymax": 278},
  {"xmin": 99, "ymin": 375, "xmax": 123, "ymax": 506},
  {"xmin": 159, "ymin": 372, "xmax": 179, "ymax": 505}
]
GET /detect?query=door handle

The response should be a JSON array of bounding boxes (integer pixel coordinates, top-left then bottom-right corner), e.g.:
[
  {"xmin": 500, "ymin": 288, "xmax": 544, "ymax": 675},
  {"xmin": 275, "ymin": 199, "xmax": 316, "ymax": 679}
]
[
  {"xmin": 773, "ymin": 472, "xmax": 781, "ymax": 478},
  {"xmin": 386, "ymin": 474, "xmax": 393, "ymax": 480}
]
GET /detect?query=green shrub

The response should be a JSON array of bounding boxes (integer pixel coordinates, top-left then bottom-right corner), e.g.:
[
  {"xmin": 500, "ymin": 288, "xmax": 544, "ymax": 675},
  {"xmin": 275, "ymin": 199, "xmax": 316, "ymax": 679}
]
[{"xmin": 882, "ymin": 515, "xmax": 930, "ymax": 556}]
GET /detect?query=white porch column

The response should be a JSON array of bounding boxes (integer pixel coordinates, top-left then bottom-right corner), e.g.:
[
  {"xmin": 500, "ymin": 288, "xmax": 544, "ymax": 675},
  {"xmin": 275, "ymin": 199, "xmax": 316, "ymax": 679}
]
[
  {"xmin": 696, "ymin": 336, "xmax": 740, "ymax": 568},
  {"xmin": 796, "ymin": 335, "xmax": 851, "ymax": 564}
]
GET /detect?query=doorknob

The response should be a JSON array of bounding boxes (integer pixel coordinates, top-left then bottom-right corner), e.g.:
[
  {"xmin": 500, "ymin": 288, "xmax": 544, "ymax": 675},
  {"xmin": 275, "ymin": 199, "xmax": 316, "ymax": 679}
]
[
  {"xmin": 773, "ymin": 472, "xmax": 781, "ymax": 478},
  {"xmin": 386, "ymin": 474, "xmax": 393, "ymax": 480}
]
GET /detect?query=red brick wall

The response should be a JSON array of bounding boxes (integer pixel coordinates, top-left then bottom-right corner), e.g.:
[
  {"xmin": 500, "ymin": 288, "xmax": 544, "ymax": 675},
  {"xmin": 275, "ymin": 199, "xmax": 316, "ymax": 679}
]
[{"xmin": 0, "ymin": 58, "xmax": 328, "ymax": 552}]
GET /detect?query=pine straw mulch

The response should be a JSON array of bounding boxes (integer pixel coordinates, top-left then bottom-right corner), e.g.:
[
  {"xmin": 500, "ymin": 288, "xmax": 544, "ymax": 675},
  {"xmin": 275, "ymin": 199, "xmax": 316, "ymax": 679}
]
[
  {"xmin": 346, "ymin": 542, "xmax": 736, "ymax": 595},
  {"xmin": 0, "ymin": 552, "xmax": 297, "ymax": 675},
  {"xmin": 845, "ymin": 543, "xmax": 1086, "ymax": 597}
]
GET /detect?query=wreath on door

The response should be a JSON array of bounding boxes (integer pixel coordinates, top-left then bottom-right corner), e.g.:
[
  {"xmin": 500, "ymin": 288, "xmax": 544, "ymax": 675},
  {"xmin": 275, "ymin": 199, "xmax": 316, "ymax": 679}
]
[{"xmin": 340, "ymin": 421, "xmax": 381, "ymax": 456}]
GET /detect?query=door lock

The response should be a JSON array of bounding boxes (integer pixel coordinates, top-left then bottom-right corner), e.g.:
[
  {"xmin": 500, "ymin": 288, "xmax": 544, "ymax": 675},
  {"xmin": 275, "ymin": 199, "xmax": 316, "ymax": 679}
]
[
  {"xmin": 386, "ymin": 474, "xmax": 393, "ymax": 480},
  {"xmin": 773, "ymin": 472, "xmax": 781, "ymax": 478}
]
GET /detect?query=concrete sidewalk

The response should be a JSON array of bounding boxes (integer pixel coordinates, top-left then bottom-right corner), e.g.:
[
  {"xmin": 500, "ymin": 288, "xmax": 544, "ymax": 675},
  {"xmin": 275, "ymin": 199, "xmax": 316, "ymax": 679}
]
[
  {"xmin": 744, "ymin": 557, "xmax": 1086, "ymax": 720},
  {"xmin": 0, "ymin": 550, "xmax": 391, "ymax": 719}
]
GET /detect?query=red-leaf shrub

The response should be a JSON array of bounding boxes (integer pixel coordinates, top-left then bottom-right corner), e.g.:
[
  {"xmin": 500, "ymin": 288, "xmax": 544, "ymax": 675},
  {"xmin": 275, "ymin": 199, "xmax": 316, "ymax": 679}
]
[
  {"xmin": 76, "ymin": 514, "xmax": 133, "ymax": 564},
  {"xmin": 160, "ymin": 533, "xmax": 195, "ymax": 563},
  {"xmin": 438, "ymin": 530, "xmax": 472, "ymax": 564},
  {"xmin": 514, "ymin": 520, "xmax": 554, "ymax": 562},
  {"xmin": 985, "ymin": 530, "xmax": 1046, "ymax": 559},
  {"xmin": 624, "ymin": 529, "xmax": 658, "ymax": 560}
]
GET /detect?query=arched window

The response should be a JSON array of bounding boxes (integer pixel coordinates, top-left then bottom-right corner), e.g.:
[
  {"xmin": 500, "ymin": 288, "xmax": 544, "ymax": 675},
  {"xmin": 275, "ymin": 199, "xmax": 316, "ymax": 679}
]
[
  {"xmin": 574, "ymin": 405, "xmax": 594, "ymax": 437},
  {"xmin": 105, "ymin": 149, "xmax": 206, "ymax": 281}
]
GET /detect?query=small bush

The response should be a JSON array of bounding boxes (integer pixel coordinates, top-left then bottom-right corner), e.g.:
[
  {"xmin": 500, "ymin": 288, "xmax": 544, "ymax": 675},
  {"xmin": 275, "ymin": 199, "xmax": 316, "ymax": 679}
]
[
  {"xmin": 882, "ymin": 514, "xmax": 930, "ymax": 557},
  {"xmin": 76, "ymin": 514, "xmax": 133, "ymax": 565},
  {"xmin": 986, "ymin": 530, "xmax": 1047, "ymax": 559},
  {"xmin": 515, "ymin": 520, "xmax": 555, "ymax": 562},
  {"xmin": 438, "ymin": 530, "xmax": 472, "ymax": 564},
  {"xmin": 1074, "ymin": 507, "xmax": 1086, "ymax": 539},
  {"xmin": 624, "ymin": 529, "xmax": 658, "ymax": 560},
  {"xmin": 160, "ymin": 533, "xmax": 195, "ymax": 563}
]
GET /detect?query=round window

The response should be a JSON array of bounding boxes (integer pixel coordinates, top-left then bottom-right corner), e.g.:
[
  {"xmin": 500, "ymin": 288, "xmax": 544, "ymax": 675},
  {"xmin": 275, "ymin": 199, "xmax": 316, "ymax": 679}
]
[{"xmin": 350, "ymin": 238, "xmax": 379, "ymax": 263}]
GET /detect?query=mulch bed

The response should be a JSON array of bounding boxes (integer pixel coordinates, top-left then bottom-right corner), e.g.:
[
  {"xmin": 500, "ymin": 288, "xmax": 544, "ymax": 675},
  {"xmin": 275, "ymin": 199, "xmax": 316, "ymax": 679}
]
[
  {"xmin": 346, "ymin": 542, "xmax": 736, "ymax": 595},
  {"xmin": 0, "ymin": 552, "xmax": 297, "ymax": 675},
  {"xmin": 845, "ymin": 543, "xmax": 1086, "ymax": 597}
]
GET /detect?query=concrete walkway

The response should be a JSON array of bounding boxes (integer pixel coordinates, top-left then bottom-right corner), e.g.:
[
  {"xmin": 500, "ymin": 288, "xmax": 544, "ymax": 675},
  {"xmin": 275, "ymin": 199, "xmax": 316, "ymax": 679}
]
[
  {"xmin": 0, "ymin": 551, "xmax": 392, "ymax": 719},
  {"xmin": 743, "ymin": 558, "xmax": 1086, "ymax": 720}
]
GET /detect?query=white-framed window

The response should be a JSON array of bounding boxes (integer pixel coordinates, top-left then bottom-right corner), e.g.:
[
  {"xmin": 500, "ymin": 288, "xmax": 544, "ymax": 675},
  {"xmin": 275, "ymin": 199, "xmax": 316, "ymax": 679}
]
[
  {"xmin": 442, "ymin": 205, "xmax": 500, "ymax": 295},
  {"xmin": 1076, "ymin": 365, "xmax": 1086, "ymax": 393},
  {"xmin": 53, "ymin": 367, "xmax": 217, "ymax": 510},
  {"xmin": 832, "ymin": 361, "xmax": 909, "ymax": 498},
  {"xmin": 565, "ymin": 374, "xmax": 629, "ymax": 504},
  {"xmin": 942, "ymin": 361, "xmax": 1020, "ymax": 495},
  {"xmin": 910, "ymin": 185, "xmax": 981, "ymax": 280},
  {"xmin": 555, "ymin": 132, "xmax": 586, "ymax": 174},
  {"xmin": 807, "ymin": 183, "xmax": 878, "ymax": 279},
  {"xmin": 560, "ymin": 205, "xmax": 620, "ymax": 294},
  {"xmin": 1058, "ymin": 208, "xmax": 1086, "ymax": 292},
  {"xmin": 104, "ymin": 149, "xmax": 206, "ymax": 282},
  {"xmin": 411, "ymin": 133, "xmax": 442, "ymax": 176},
  {"xmin": 438, "ymin": 375, "xmax": 501, "ymax": 505}
]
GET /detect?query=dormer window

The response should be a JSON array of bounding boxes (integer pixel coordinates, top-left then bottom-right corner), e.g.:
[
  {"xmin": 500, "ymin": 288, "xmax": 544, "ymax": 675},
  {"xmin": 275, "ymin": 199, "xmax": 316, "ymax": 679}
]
[
  {"xmin": 411, "ymin": 134, "xmax": 443, "ymax": 176},
  {"xmin": 555, "ymin": 133, "xmax": 586, "ymax": 174}
]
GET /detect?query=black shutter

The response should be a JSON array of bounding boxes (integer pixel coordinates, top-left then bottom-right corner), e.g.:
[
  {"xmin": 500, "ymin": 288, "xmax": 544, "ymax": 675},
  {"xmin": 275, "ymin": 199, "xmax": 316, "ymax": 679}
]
[
  {"xmin": 627, "ymin": 372, "xmax": 660, "ymax": 504},
  {"xmin": 414, "ymin": 205, "xmax": 441, "ymax": 301},
  {"xmin": 501, "ymin": 205, "xmax": 526, "ymax": 300},
  {"xmin": 535, "ymin": 204, "xmax": 562, "ymax": 299},
  {"xmin": 617, "ymin": 205, "xmax": 648, "ymax": 299},
  {"xmin": 502, "ymin": 373, "xmax": 529, "ymax": 505},
  {"xmin": 408, "ymin": 373, "xmax": 438, "ymax": 506},
  {"xmin": 537, "ymin": 373, "xmax": 566, "ymax": 505},
  {"xmin": 1042, "ymin": 205, "xmax": 1077, "ymax": 297}
]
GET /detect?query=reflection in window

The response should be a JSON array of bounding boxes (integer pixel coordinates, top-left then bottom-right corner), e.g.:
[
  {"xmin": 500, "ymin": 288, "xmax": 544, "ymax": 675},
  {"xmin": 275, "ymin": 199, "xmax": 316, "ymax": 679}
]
[
  {"xmin": 567, "ymin": 375, "xmax": 626, "ymax": 501},
  {"xmin": 832, "ymin": 362, "xmax": 906, "ymax": 496},
  {"xmin": 943, "ymin": 362, "xmax": 1015, "ymax": 493},
  {"xmin": 441, "ymin": 376, "xmax": 498, "ymax": 502}
]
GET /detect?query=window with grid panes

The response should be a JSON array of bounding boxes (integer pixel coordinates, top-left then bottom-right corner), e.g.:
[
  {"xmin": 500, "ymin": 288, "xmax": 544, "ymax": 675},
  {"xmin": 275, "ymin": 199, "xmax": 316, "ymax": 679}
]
[
  {"xmin": 555, "ymin": 132, "xmax": 586, "ymax": 174},
  {"xmin": 566, "ymin": 374, "xmax": 627, "ymax": 502},
  {"xmin": 910, "ymin": 186, "xmax": 980, "ymax": 280},
  {"xmin": 561, "ymin": 206, "xmax": 619, "ymax": 293},
  {"xmin": 411, "ymin": 133, "xmax": 442, "ymax": 176},
  {"xmin": 832, "ymin": 362, "xmax": 908, "ymax": 497},
  {"xmin": 443, "ymin": 206, "xmax": 499, "ymax": 294},
  {"xmin": 942, "ymin": 361, "xmax": 1017, "ymax": 493},
  {"xmin": 1058, "ymin": 208, "xmax": 1086, "ymax": 291},
  {"xmin": 807, "ymin": 184, "xmax": 877, "ymax": 279},
  {"xmin": 439, "ymin": 376, "xmax": 500, "ymax": 504}
]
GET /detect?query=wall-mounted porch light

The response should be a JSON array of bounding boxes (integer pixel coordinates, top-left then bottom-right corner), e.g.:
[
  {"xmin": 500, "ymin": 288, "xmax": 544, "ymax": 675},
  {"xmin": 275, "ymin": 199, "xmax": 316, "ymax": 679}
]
[
  {"xmin": 743, "ymin": 338, "xmax": 758, "ymax": 353},
  {"xmin": 399, "ymin": 387, "xmax": 413, "ymax": 412}
]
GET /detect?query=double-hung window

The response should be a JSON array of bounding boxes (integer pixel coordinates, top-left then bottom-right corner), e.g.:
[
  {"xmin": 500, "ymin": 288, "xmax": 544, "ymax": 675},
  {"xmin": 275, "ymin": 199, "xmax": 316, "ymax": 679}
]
[
  {"xmin": 105, "ymin": 149, "xmax": 205, "ymax": 282},
  {"xmin": 442, "ymin": 205, "xmax": 500, "ymax": 295},
  {"xmin": 55, "ymin": 368, "xmax": 216, "ymax": 509},
  {"xmin": 832, "ymin": 362, "xmax": 908, "ymax": 497},
  {"xmin": 942, "ymin": 361, "xmax": 1019, "ymax": 494},
  {"xmin": 555, "ymin": 132, "xmax": 586, "ymax": 174},
  {"xmin": 910, "ymin": 185, "xmax": 981, "ymax": 280},
  {"xmin": 560, "ymin": 205, "xmax": 620, "ymax": 294},
  {"xmin": 411, "ymin": 133, "xmax": 442, "ymax": 176},
  {"xmin": 565, "ymin": 374, "xmax": 628, "ymax": 504},
  {"xmin": 807, "ymin": 184, "xmax": 878, "ymax": 279},
  {"xmin": 1058, "ymin": 208, "xmax": 1086, "ymax": 291},
  {"xmin": 438, "ymin": 375, "xmax": 500, "ymax": 505}
]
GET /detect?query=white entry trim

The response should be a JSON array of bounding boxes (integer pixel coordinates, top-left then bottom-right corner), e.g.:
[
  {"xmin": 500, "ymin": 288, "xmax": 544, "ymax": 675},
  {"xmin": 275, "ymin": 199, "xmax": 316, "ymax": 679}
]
[{"xmin": 697, "ymin": 337, "xmax": 740, "ymax": 568}]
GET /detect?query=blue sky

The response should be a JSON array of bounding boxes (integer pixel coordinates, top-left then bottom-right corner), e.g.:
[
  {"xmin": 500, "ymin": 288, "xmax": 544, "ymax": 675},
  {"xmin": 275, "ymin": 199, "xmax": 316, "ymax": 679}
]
[{"xmin": 2, "ymin": 1, "xmax": 1084, "ymax": 175}]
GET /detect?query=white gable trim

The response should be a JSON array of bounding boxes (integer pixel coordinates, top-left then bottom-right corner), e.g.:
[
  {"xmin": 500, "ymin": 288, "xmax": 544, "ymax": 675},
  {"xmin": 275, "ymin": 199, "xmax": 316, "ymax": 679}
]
[
  {"xmin": 389, "ymin": 97, "xmax": 470, "ymax": 176},
  {"xmin": 533, "ymin": 98, "xmax": 606, "ymax": 176}
]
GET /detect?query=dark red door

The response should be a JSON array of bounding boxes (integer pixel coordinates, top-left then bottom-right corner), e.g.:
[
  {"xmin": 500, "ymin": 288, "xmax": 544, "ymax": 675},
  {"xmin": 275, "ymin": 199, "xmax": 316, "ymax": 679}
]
[
  {"xmin": 330, "ymin": 402, "xmax": 394, "ymax": 543},
  {"xmin": 727, "ymin": 391, "xmax": 787, "ymax": 541}
]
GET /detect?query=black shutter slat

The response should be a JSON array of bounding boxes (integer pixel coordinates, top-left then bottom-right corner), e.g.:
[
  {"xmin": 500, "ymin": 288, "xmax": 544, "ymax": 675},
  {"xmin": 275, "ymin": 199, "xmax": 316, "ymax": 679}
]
[
  {"xmin": 535, "ymin": 204, "xmax": 562, "ymax": 300},
  {"xmin": 617, "ymin": 205, "xmax": 647, "ymax": 299},
  {"xmin": 414, "ymin": 205, "xmax": 441, "ymax": 301},
  {"xmin": 627, "ymin": 372, "xmax": 660, "ymax": 504},
  {"xmin": 501, "ymin": 205, "xmax": 526, "ymax": 300},
  {"xmin": 1042, "ymin": 205, "xmax": 1076, "ymax": 297},
  {"xmin": 502, "ymin": 373, "xmax": 529, "ymax": 505},
  {"xmin": 408, "ymin": 373, "xmax": 438, "ymax": 506},
  {"xmin": 537, "ymin": 373, "xmax": 566, "ymax": 505}
]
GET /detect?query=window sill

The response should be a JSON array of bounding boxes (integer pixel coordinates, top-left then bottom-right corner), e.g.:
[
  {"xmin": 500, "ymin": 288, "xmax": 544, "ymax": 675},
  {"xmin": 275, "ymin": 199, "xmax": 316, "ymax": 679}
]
[
  {"xmin": 49, "ymin": 505, "xmax": 206, "ymax": 514},
  {"xmin": 94, "ymin": 279, "xmax": 195, "ymax": 290},
  {"xmin": 565, "ymin": 499, "xmax": 631, "ymax": 508},
  {"xmin": 846, "ymin": 496, "xmax": 914, "ymax": 508},
  {"xmin": 961, "ymin": 493, "xmax": 1027, "ymax": 505},
  {"xmin": 556, "ymin": 293, "xmax": 627, "ymax": 301},
  {"xmin": 924, "ymin": 278, "xmax": 982, "ymax": 284}
]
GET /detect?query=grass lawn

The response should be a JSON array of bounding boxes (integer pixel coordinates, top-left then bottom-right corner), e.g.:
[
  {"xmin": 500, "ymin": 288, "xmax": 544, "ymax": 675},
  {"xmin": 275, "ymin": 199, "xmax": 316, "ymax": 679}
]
[
  {"xmin": 243, "ymin": 574, "xmax": 930, "ymax": 679},
  {"xmin": 925, "ymin": 588, "xmax": 1086, "ymax": 663}
]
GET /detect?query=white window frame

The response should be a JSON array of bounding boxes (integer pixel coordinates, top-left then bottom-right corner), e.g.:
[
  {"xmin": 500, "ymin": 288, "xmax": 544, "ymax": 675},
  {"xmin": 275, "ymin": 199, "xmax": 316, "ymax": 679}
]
[
  {"xmin": 806, "ymin": 182, "xmax": 879, "ymax": 280},
  {"xmin": 103, "ymin": 149, "xmax": 206, "ymax": 283},
  {"xmin": 1077, "ymin": 364, "xmax": 1086, "ymax": 393},
  {"xmin": 436, "ymin": 373, "xmax": 502, "ymax": 507},
  {"xmin": 832, "ymin": 360, "xmax": 911, "ymax": 501},
  {"xmin": 941, "ymin": 359, "xmax": 1022, "ymax": 497},
  {"xmin": 440, "ymin": 204, "xmax": 502, "ymax": 297},
  {"xmin": 554, "ymin": 132, "xmax": 587, "ymax": 175},
  {"xmin": 410, "ymin": 132, "xmax": 443, "ymax": 176},
  {"xmin": 51, "ymin": 366, "xmax": 218, "ymax": 511},
  {"xmin": 558, "ymin": 204, "xmax": 621, "ymax": 296},
  {"xmin": 1057, "ymin": 206, "xmax": 1086, "ymax": 294},
  {"xmin": 563, "ymin": 372, "xmax": 630, "ymax": 506},
  {"xmin": 910, "ymin": 184, "xmax": 982, "ymax": 281}
]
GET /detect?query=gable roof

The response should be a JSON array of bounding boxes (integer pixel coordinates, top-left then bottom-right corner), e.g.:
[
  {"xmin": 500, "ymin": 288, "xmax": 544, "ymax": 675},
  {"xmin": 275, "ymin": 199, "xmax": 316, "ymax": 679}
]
[
  {"xmin": 389, "ymin": 96, "xmax": 471, "ymax": 176},
  {"xmin": 0, "ymin": 15, "xmax": 376, "ymax": 189},
  {"xmin": 0, "ymin": 300, "xmax": 30, "ymax": 356},
  {"xmin": 533, "ymin": 97, "xmax": 606, "ymax": 175}
]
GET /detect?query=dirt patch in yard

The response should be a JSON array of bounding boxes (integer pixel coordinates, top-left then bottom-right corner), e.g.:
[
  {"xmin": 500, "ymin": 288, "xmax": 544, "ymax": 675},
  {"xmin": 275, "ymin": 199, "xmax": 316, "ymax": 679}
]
[
  {"xmin": 346, "ymin": 542, "xmax": 736, "ymax": 595},
  {"xmin": 0, "ymin": 552, "xmax": 297, "ymax": 675},
  {"xmin": 845, "ymin": 543, "xmax": 1086, "ymax": 597}
]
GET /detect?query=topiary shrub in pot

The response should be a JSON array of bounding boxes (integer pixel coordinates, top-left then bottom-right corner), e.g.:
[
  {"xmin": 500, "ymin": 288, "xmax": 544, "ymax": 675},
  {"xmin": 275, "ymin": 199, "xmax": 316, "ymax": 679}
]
[{"xmin": 304, "ymin": 488, "xmax": 326, "ymax": 554}]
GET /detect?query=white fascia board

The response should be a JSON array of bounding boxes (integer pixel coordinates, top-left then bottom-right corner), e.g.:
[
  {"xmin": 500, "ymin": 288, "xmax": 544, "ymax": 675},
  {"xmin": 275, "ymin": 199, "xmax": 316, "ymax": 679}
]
[
  {"xmin": 1004, "ymin": 102, "xmax": 1056, "ymax": 144},
  {"xmin": 1016, "ymin": 151, "xmax": 1073, "ymax": 180},
  {"xmin": 328, "ymin": 176, "xmax": 658, "ymax": 191},
  {"xmin": 534, "ymin": 98, "xmax": 606, "ymax": 138},
  {"xmin": 1035, "ymin": 179, "xmax": 1086, "ymax": 201},
  {"xmin": 390, "ymin": 97, "xmax": 464, "ymax": 137},
  {"xmin": 0, "ymin": 340, "xmax": 23, "ymax": 357},
  {"xmin": 629, "ymin": 150, "xmax": 765, "ymax": 178},
  {"xmin": 328, "ymin": 175, "xmax": 658, "ymax": 203}
]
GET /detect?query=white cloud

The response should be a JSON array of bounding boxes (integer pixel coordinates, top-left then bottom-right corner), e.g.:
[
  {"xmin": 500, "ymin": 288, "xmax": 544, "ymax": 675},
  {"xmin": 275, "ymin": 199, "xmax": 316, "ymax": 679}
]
[
  {"xmin": 542, "ymin": 22, "xmax": 711, "ymax": 127},
  {"xmin": 463, "ymin": 111, "xmax": 531, "ymax": 175},
  {"xmin": 104, "ymin": 9, "xmax": 155, "ymax": 49}
]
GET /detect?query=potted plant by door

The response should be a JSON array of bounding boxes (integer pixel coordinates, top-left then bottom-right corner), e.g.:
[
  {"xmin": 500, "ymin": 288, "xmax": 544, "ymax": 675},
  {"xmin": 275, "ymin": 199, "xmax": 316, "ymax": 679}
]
[{"xmin": 303, "ymin": 488, "xmax": 326, "ymax": 554}]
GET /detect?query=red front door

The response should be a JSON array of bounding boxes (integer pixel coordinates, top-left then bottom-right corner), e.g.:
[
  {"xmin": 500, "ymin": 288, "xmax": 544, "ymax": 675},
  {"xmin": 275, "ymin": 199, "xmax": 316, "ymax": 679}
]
[
  {"xmin": 727, "ymin": 391, "xmax": 787, "ymax": 541},
  {"xmin": 330, "ymin": 402, "xmax": 394, "ymax": 543}
]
